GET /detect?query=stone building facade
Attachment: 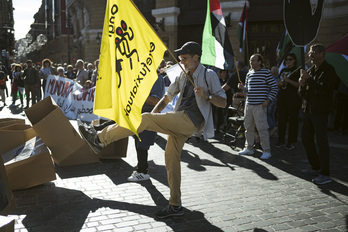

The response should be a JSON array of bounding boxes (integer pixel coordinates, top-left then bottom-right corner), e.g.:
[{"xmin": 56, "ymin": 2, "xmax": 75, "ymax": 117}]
[
  {"xmin": 65, "ymin": 0, "xmax": 106, "ymax": 64},
  {"xmin": 0, "ymin": 0, "xmax": 15, "ymax": 64},
  {"xmin": 25, "ymin": 0, "xmax": 348, "ymax": 68},
  {"xmin": 152, "ymin": 0, "xmax": 348, "ymax": 67}
]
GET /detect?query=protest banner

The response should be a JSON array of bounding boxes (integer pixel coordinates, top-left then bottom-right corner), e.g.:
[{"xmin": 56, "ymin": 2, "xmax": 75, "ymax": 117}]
[{"xmin": 44, "ymin": 75, "xmax": 100, "ymax": 122}]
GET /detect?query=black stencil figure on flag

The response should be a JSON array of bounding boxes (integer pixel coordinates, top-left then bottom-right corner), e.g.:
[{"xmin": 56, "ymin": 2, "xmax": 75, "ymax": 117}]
[
  {"xmin": 284, "ymin": 0, "xmax": 324, "ymax": 46},
  {"xmin": 115, "ymin": 20, "xmax": 139, "ymax": 88},
  {"xmin": 284, "ymin": 0, "xmax": 324, "ymax": 68}
]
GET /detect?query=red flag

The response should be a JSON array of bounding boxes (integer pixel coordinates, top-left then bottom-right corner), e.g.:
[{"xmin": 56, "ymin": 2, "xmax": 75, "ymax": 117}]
[{"xmin": 325, "ymin": 34, "xmax": 348, "ymax": 87}]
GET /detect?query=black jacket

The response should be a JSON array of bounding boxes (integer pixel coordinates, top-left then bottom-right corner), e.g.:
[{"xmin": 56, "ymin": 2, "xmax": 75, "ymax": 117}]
[
  {"xmin": 22, "ymin": 68, "xmax": 39, "ymax": 85},
  {"xmin": 299, "ymin": 61, "xmax": 338, "ymax": 113}
]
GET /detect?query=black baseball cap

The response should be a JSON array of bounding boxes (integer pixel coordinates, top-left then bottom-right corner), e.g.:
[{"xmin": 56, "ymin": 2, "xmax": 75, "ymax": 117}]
[{"xmin": 174, "ymin": 41, "xmax": 202, "ymax": 56}]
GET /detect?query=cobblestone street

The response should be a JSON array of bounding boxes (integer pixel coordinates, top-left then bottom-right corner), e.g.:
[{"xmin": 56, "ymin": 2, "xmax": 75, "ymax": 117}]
[{"xmin": 1, "ymin": 96, "xmax": 348, "ymax": 231}]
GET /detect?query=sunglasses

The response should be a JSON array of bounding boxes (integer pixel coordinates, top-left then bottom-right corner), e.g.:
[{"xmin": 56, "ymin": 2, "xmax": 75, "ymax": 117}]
[{"xmin": 285, "ymin": 58, "xmax": 293, "ymax": 61}]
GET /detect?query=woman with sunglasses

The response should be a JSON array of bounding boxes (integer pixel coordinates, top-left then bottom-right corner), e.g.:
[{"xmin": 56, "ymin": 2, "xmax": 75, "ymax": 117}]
[{"xmin": 275, "ymin": 53, "xmax": 301, "ymax": 150}]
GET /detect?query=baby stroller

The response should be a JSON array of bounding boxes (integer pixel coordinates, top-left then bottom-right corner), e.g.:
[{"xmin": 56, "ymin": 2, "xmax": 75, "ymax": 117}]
[{"xmin": 222, "ymin": 98, "xmax": 245, "ymax": 150}]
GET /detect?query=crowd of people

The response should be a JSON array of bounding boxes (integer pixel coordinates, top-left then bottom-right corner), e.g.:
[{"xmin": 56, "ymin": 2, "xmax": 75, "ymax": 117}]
[
  {"xmin": 0, "ymin": 58, "xmax": 99, "ymax": 109},
  {"xmin": 212, "ymin": 43, "xmax": 346, "ymax": 186},
  {"xmin": 0, "ymin": 41, "xmax": 346, "ymax": 219}
]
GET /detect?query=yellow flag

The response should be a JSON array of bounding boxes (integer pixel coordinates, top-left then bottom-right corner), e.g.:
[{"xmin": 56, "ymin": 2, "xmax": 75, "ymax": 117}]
[{"xmin": 94, "ymin": 0, "xmax": 167, "ymax": 136}]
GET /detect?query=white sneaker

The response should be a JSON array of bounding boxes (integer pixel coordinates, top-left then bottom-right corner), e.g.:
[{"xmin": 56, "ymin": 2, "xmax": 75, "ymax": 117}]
[
  {"xmin": 238, "ymin": 148, "xmax": 254, "ymax": 155},
  {"xmin": 127, "ymin": 171, "xmax": 150, "ymax": 182},
  {"xmin": 260, "ymin": 152, "xmax": 272, "ymax": 160}
]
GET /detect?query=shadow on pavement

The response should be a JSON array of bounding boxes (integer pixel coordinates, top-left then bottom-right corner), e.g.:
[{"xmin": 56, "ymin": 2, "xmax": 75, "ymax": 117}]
[
  {"xmin": 155, "ymin": 134, "xmax": 227, "ymax": 171},
  {"xmin": 96, "ymin": 199, "xmax": 223, "ymax": 232},
  {"xmin": 188, "ymin": 138, "xmax": 278, "ymax": 181},
  {"xmin": 14, "ymin": 185, "xmax": 98, "ymax": 232},
  {"xmin": 155, "ymin": 134, "xmax": 247, "ymax": 175},
  {"xmin": 14, "ymin": 158, "xmax": 222, "ymax": 232},
  {"xmin": 266, "ymin": 138, "xmax": 348, "ymax": 199},
  {"xmin": 207, "ymin": 123, "xmax": 348, "ymax": 200},
  {"xmin": 213, "ymin": 129, "xmax": 348, "ymax": 200},
  {"xmin": 182, "ymin": 149, "xmax": 227, "ymax": 171}
]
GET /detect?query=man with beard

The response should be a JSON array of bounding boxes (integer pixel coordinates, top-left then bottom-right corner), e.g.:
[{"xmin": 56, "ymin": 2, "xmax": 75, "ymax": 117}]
[{"xmin": 79, "ymin": 41, "xmax": 226, "ymax": 219}]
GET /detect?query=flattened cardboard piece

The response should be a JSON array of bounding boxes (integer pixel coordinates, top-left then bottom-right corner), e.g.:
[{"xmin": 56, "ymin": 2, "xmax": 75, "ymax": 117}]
[
  {"xmin": 0, "ymin": 125, "xmax": 37, "ymax": 155},
  {"xmin": 25, "ymin": 96, "xmax": 99, "ymax": 166},
  {"xmin": 89, "ymin": 119, "xmax": 128, "ymax": 159},
  {"xmin": 53, "ymin": 144, "xmax": 99, "ymax": 166},
  {"xmin": 0, "ymin": 118, "xmax": 25, "ymax": 129},
  {"xmin": 2, "ymin": 137, "xmax": 56, "ymax": 191},
  {"xmin": 0, "ymin": 156, "xmax": 14, "ymax": 216},
  {"xmin": 0, "ymin": 215, "xmax": 14, "ymax": 232}
]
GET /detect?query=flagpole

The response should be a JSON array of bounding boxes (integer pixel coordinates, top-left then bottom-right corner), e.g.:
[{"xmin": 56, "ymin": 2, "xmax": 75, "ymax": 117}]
[
  {"xmin": 129, "ymin": 0, "xmax": 196, "ymax": 88},
  {"xmin": 166, "ymin": 49, "xmax": 196, "ymax": 88},
  {"xmin": 234, "ymin": 57, "xmax": 241, "ymax": 83},
  {"xmin": 245, "ymin": 28, "xmax": 249, "ymax": 65}
]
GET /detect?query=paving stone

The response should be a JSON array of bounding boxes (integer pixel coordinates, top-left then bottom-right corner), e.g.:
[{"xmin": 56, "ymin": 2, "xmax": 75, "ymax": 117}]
[{"xmin": 271, "ymin": 223, "xmax": 294, "ymax": 231}]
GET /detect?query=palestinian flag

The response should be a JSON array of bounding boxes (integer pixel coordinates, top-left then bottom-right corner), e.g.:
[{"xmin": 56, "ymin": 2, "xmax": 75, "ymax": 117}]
[
  {"xmin": 326, "ymin": 34, "xmax": 348, "ymax": 87},
  {"xmin": 201, "ymin": 0, "xmax": 234, "ymax": 71},
  {"xmin": 276, "ymin": 29, "xmax": 304, "ymax": 70},
  {"xmin": 236, "ymin": 2, "xmax": 247, "ymax": 54},
  {"xmin": 276, "ymin": 30, "xmax": 292, "ymax": 60}
]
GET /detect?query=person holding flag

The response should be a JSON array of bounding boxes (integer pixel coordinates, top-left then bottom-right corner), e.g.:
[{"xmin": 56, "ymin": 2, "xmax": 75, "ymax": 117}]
[
  {"xmin": 80, "ymin": 41, "xmax": 227, "ymax": 219},
  {"xmin": 275, "ymin": 53, "xmax": 301, "ymax": 150},
  {"xmin": 299, "ymin": 44, "xmax": 339, "ymax": 185}
]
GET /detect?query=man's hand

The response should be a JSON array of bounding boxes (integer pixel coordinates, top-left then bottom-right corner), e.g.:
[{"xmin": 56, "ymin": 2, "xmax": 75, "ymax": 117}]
[
  {"xmin": 262, "ymin": 99, "xmax": 270, "ymax": 108},
  {"xmin": 283, "ymin": 76, "xmax": 290, "ymax": 83},
  {"xmin": 299, "ymin": 69, "xmax": 309, "ymax": 87},
  {"xmin": 238, "ymin": 82, "xmax": 244, "ymax": 90},
  {"xmin": 194, "ymin": 86, "xmax": 227, "ymax": 108},
  {"xmin": 300, "ymin": 69, "xmax": 310, "ymax": 80},
  {"xmin": 194, "ymin": 86, "xmax": 209, "ymax": 99},
  {"xmin": 233, "ymin": 92, "xmax": 245, "ymax": 98}
]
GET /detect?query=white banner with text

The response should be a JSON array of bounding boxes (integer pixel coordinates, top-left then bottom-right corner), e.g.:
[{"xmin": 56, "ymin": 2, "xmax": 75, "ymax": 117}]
[{"xmin": 44, "ymin": 75, "xmax": 100, "ymax": 122}]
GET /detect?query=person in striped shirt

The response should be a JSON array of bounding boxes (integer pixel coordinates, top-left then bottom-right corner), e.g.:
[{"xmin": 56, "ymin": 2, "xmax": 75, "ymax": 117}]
[{"xmin": 236, "ymin": 54, "xmax": 278, "ymax": 159}]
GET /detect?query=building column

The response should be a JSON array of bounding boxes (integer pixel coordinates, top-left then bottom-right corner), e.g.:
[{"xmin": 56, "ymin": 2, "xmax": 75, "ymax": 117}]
[{"xmin": 152, "ymin": 7, "xmax": 180, "ymax": 58}]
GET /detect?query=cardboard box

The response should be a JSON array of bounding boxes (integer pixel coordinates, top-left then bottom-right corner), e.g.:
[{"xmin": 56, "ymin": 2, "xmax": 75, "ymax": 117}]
[
  {"xmin": 90, "ymin": 119, "xmax": 128, "ymax": 159},
  {"xmin": 2, "ymin": 137, "xmax": 56, "ymax": 191},
  {"xmin": 0, "ymin": 125, "xmax": 37, "ymax": 155},
  {"xmin": 0, "ymin": 156, "xmax": 14, "ymax": 216},
  {"xmin": 25, "ymin": 96, "xmax": 99, "ymax": 166},
  {"xmin": 0, "ymin": 118, "xmax": 25, "ymax": 129},
  {"xmin": 98, "ymin": 137, "xmax": 128, "ymax": 159},
  {"xmin": 0, "ymin": 216, "xmax": 14, "ymax": 232}
]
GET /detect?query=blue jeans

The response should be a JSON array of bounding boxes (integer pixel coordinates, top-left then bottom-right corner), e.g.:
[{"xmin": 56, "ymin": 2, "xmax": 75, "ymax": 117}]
[{"xmin": 267, "ymin": 100, "xmax": 277, "ymax": 130}]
